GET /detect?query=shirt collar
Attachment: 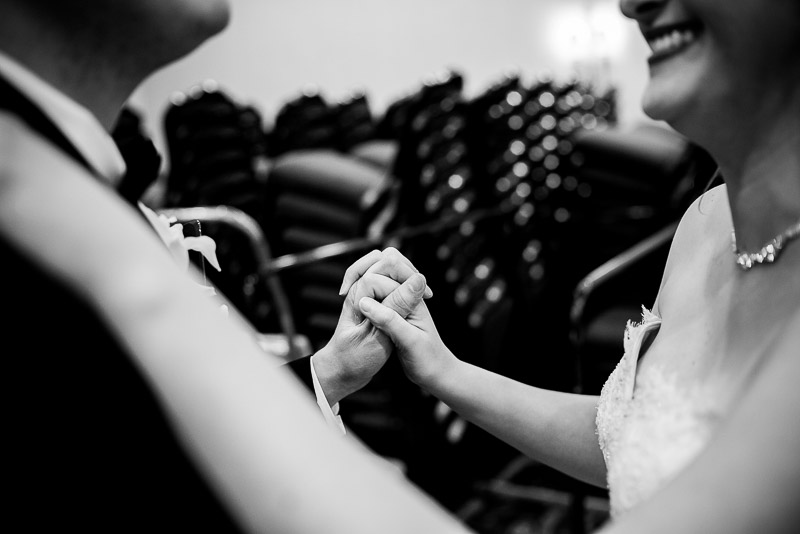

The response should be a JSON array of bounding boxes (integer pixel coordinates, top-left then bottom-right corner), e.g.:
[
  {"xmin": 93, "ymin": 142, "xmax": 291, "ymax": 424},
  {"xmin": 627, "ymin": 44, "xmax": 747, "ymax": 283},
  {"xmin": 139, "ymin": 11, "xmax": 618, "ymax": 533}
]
[{"xmin": 0, "ymin": 51, "xmax": 127, "ymax": 185}]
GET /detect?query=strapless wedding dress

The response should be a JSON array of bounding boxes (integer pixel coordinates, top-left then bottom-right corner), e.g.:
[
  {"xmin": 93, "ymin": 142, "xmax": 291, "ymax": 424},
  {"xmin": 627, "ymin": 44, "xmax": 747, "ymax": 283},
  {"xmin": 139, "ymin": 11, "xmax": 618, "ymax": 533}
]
[{"xmin": 595, "ymin": 308, "xmax": 727, "ymax": 517}]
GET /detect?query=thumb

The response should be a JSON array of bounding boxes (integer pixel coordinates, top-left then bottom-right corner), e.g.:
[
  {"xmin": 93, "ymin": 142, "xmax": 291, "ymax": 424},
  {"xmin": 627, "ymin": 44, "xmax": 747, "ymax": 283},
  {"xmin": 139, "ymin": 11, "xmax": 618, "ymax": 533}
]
[
  {"xmin": 381, "ymin": 272, "xmax": 427, "ymax": 319},
  {"xmin": 359, "ymin": 296, "xmax": 414, "ymax": 343}
]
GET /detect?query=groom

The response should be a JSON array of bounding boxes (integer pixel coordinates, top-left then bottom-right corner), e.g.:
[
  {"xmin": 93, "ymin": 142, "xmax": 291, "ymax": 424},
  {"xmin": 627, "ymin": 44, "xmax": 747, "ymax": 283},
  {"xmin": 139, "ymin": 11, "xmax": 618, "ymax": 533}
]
[
  {"xmin": 0, "ymin": 0, "xmax": 429, "ymax": 414},
  {"xmin": 0, "ymin": 0, "xmax": 426, "ymax": 530}
]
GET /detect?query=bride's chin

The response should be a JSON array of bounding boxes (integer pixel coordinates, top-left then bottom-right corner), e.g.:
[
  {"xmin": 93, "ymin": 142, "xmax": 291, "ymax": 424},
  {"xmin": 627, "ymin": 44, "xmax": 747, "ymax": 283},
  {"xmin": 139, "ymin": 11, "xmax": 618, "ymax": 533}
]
[
  {"xmin": 641, "ymin": 94, "xmax": 711, "ymax": 148},
  {"xmin": 640, "ymin": 93, "xmax": 676, "ymax": 123},
  {"xmin": 639, "ymin": 76, "xmax": 693, "ymax": 123}
]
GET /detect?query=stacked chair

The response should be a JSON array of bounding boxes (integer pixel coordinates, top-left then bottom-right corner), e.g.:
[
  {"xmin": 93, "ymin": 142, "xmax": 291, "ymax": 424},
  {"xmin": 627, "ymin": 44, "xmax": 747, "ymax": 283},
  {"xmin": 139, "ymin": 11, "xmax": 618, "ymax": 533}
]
[
  {"xmin": 379, "ymin": 71, "xmax": 629, "ymax": 522},
  {"xmin": 262, "ymin": 147, "xmax": 394, "ymax": 348},
  {"xmin": 164, "ymin": 80, "xmax": 269, "ymax": 217},
  {"xmin": 369, "ymin": 69, "xmax": 483, "ymax": 508},
  {"xmin": 260, "ymin": 86, "xmax": 395, "ymax": 350},
  {"xmin": 162, "ymin": 81, "xmax": 398, "ymax": 355},
  {"xmin": 162, "ymin": 81, "xmax": 283, "ymax": 337},
  {"xmin": 161, "ymin": 81, "xmax": 411, "ymax": 484},
  {"xmin": 266, "ymin": 85, "xmax": 379, "ymax": 157},
  {"xmin": 266, "ymin": 86, "xmax": 336, "ymax": 157}
]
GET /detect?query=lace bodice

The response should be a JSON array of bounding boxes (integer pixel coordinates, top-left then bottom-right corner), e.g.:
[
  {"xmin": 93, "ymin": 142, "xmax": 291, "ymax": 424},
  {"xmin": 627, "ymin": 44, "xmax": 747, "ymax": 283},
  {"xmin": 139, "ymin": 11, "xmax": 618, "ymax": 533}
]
[{"xmin": 596, "ymin": 308, "xmax": 727, "ymax": 517}]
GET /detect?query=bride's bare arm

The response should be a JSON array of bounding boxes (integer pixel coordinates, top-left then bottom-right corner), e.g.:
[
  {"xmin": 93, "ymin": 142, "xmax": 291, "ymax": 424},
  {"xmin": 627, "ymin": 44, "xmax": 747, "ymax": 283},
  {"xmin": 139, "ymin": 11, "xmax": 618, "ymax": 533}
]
[
  {"xmin": 425, "ymin": 352, "xmax": 607, "ymax": 487},
  {"xmin": 357, "ymin": 280, "xmax": 608, "ymax": 487}
]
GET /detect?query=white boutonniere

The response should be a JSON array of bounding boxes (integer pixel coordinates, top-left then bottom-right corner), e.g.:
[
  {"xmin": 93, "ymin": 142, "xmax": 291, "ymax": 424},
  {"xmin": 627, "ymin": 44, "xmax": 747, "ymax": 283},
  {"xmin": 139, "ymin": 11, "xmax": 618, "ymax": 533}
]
[{"xmin": 138, "ymin": 202, "xmax": 223, "ymax": 300}]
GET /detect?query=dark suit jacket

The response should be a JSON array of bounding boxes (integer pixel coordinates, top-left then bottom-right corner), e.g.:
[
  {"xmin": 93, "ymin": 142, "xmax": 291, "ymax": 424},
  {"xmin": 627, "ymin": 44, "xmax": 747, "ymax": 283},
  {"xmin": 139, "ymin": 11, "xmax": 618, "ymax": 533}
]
[{"xmin": 0, "ymin": 75, "xmax": 313, "ymax": 531}]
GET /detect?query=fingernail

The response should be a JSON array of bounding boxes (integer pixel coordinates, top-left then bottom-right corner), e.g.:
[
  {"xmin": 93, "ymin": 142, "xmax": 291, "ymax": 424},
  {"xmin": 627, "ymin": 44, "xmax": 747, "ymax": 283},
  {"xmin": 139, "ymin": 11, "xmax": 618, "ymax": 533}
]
[
  {"xmin": 411, "ymin": 273, "xmax": 433, "ymax": 298},
  {"xmin": 410, "ymin": 273, "xmax": 426, "ymax": 291},
  {"xmin": 359, "ymin": 296, "xmax": 376, "ymax": 313},
  {"xmin": 338, "ymin": 282, "xmax": 346, "ymax": 296}
]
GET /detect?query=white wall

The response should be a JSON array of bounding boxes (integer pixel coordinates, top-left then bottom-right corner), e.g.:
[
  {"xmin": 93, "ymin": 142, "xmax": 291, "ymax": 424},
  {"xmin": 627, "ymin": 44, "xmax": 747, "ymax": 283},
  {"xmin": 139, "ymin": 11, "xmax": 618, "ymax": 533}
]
[{"xmin": 131, "ymin": 0, "xmax": 654, "ymax": 156}]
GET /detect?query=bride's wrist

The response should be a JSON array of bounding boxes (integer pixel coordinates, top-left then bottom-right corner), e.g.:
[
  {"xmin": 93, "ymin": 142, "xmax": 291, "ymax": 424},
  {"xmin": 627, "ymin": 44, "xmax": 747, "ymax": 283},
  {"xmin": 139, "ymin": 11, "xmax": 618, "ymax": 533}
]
[{"xmin": 416, "ymin": 347, "xmax": 459, "ymax": 394}]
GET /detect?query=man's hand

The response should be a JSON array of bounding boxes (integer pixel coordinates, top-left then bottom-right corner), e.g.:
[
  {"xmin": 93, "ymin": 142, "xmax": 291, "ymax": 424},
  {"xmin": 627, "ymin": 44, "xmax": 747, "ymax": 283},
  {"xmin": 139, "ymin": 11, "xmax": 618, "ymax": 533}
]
[
  {"xmin": 338, "ymin": 247, "xmax": 433, "ymax": 300},
  {"xmin": 313, "ymin": 248, "xmax": 431, "ymax": 405}
]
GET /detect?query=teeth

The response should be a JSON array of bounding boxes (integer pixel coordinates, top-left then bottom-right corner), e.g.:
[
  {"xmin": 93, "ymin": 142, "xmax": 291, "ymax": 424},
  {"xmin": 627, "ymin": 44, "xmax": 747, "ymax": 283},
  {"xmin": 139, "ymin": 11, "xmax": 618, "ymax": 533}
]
[{"xmin": 649, "ymin": 29, "xmax": 696, "ymax": 55}]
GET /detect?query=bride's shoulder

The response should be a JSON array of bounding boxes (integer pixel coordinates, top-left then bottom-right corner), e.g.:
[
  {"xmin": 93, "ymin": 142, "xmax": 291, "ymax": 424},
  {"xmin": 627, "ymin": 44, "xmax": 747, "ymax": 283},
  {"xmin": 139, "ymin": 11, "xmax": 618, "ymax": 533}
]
[
  {"xmin": 679, "ymin": 184, "xmax": 730, "ymax": 233},
  {"xmin": 669, "ymin": 184, "xmax": 731, "ymax": 258},
  {"xmin": 653, "ymin": 185, "xmax": 731, "ymax": 313}
]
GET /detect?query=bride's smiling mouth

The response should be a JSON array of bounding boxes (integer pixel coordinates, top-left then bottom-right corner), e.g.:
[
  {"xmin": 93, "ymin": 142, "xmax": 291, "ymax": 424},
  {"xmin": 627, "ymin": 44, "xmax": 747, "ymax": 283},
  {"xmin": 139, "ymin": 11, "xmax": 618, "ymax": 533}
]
[{"xmin": 643, "ymin": 21, "xmax": 704, "ymax": 65}]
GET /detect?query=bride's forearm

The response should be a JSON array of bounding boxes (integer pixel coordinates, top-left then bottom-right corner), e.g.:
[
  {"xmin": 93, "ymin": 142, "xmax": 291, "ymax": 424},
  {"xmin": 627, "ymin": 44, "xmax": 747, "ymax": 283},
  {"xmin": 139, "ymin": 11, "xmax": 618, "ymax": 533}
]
[{"xmin": 424, "ymin": 356, "xmax": 607, "ymax": 487}]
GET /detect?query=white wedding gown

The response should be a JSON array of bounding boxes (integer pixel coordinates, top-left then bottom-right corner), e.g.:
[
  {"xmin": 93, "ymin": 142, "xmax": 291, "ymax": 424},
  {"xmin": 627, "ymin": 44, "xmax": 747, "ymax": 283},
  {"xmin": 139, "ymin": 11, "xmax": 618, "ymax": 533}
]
[{"xmin": 595, "ymin": 308, "xmax": 728, "ymax": 517}]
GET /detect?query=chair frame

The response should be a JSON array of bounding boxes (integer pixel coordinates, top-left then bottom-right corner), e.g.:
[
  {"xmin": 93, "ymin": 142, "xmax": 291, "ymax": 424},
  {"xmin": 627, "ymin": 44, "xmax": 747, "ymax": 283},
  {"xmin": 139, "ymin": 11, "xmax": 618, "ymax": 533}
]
[{"xmin": 569, "ymin": 220, "xmax": 678, "ymax": 394}]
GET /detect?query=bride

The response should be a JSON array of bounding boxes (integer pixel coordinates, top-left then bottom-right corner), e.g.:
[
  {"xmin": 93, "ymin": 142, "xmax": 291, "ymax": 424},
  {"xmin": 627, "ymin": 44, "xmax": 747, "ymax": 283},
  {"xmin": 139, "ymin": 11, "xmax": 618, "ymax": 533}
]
[{"xmin": 353, "ymin": 0, "xmax": 800, "ymax": 531}]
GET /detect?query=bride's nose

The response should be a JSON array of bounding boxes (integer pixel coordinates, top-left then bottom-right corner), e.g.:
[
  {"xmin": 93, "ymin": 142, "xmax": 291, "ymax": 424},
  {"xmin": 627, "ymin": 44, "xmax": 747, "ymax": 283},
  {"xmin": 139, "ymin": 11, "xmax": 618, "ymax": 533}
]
[{"xmin": 619, "ymin": 0, "xmax": 667, "ymax": 22}]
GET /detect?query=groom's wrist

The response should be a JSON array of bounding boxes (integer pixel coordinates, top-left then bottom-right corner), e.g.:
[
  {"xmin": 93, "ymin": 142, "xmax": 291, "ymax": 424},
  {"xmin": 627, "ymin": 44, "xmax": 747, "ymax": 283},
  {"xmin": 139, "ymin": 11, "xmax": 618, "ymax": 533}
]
[{"xmin": 311, "ymin": 344, "xmax": 357, "ymax": 407}]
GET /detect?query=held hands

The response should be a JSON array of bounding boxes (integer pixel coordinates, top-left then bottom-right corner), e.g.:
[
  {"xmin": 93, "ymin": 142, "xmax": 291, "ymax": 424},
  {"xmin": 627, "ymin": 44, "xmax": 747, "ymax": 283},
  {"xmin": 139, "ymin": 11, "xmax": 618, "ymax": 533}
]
[
  {"xmin": 346, "ymin": 249, "xmax": 455, "ymax": 391},
  {"xmin": 313, "ymin": 248, "xmax": 433, "ymax": 405}
]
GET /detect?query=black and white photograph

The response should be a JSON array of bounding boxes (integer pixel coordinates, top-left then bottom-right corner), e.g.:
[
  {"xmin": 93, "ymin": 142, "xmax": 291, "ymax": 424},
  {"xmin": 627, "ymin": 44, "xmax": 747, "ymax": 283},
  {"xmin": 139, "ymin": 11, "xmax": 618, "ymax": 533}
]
[{"xmin": 1, "ymin": 0, "xmax": 798, "ymax": 532}]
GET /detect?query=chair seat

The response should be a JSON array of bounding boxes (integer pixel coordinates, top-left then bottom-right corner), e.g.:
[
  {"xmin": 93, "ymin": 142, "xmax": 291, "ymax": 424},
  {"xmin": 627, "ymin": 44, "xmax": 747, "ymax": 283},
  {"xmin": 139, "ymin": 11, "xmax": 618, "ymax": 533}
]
[
  {"xmin": 349, "ymin": 139, "xmax": 399, "ymax": 170},
  {"xmin": 274, "ymin": 193, "xmax": 365, "ymax": 235},
  {"xmin": 269, "ymin": 149, "xmax": 392, "ymax": 211}
]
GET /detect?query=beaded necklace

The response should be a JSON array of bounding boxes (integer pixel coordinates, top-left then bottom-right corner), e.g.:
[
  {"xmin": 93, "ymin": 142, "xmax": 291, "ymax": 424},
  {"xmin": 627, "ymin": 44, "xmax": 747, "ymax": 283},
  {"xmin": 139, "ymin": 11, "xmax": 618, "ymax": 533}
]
[{"xmin": 731, "ymin": 219, "xmax": 800, "ymax": 271}]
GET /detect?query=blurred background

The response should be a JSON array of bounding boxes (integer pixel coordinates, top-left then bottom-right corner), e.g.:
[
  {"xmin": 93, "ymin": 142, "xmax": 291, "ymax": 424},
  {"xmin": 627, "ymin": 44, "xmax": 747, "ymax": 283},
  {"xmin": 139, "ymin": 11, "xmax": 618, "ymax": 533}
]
[
  {"xmin": 116, "ymin": 1, "xmax": 717, "ymax": 532},
  {"xmin": 131, "ymin": 0, "xmax": 651, "ymax": 154}
]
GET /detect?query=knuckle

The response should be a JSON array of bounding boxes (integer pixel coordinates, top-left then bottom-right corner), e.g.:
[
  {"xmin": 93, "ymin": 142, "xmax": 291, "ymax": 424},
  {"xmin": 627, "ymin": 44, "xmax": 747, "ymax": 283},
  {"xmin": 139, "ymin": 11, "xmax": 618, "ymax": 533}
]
[
  {"xmin": 356, "ymin": 250, "xmax": 380, "ymax": 270},
  {"xmin": 391, "ymin": 290, "xmax": 413, "ymax": 314},
  {"xmin": 385, "ymin": 255, "xmax": 401, "ymax": 269}
]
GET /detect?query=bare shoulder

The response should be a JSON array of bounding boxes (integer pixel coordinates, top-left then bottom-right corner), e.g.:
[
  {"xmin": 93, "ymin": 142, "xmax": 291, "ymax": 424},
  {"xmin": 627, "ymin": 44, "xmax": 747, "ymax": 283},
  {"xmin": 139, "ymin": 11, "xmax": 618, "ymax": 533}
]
[
  {"xmin": 671, "ymin": 184, "xmax": 730, "ymax": 256},
  {"xmin": 652, "ymin": 185, "xmax": 731, "ymax": 313}
]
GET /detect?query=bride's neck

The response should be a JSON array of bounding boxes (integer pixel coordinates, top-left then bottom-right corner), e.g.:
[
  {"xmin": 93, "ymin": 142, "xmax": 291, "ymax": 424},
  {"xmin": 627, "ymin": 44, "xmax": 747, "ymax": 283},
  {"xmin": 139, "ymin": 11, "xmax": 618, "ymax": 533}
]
[{"xmin": 720, "ymin": 117, "xmax": 800, "ymax": 253}]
